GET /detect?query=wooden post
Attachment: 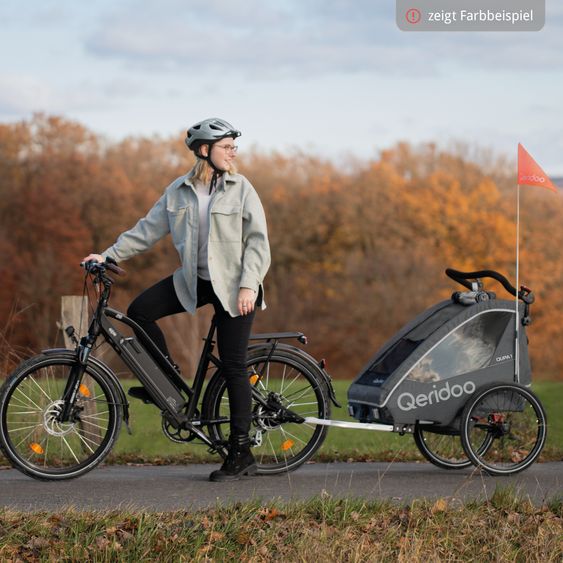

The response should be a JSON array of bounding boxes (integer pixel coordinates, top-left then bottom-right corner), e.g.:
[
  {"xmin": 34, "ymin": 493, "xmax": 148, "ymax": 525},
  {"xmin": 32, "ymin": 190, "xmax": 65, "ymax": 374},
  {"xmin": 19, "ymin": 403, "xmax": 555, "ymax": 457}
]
[{"xmin": 61, "ymin": 296, "xmax": 100, "ymax": 450}]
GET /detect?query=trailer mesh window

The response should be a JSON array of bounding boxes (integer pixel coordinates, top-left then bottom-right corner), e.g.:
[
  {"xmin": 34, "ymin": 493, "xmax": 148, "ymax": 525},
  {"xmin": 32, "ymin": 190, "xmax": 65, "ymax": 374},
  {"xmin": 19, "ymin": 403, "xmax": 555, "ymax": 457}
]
[{"xmin": 406, "ymin": 311, "xmax": 513, "ymax": 383}]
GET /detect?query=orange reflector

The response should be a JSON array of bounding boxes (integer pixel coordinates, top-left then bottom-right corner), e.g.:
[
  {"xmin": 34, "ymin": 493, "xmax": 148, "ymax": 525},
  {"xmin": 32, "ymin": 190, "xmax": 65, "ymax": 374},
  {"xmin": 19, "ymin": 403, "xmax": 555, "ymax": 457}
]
[
  {"xmin": 249, "ymin": 374, "xmax": 259, "ymax": 385},
  {"xmin": 281, "ymin": 439, "xmax": 294, "ymax": 451},
  {"xmin": 79, "ymin": 384, "xmax": 91, "ymax": 398},
  {"xmin": 30, "ymin": 443, "xmax": 44, "ymax": 455}
]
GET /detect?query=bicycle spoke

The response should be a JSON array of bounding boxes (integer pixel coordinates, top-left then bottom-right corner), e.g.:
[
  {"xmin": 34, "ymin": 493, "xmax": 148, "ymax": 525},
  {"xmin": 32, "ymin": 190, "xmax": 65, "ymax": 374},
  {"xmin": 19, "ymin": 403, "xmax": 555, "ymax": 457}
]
[
  {"xmin": 7, "ymin": 423, "xmax": 43, "ymax": 433},
  {"xmin": 13, "ymin": 387, "xmax": 43, "ymax": 411},
  {"xmin": 28, "ymin": 374, "xmax": 54, "ymax": 403},
  {"xmin": 280, "ymin": 364, "xmax": 288, "ymax": 395},
  {"xmin": 13, "ymin": 426, "xmax": 41, "ymax": 449},
  {"xmin": 61, "ymin": 435, "xmax": 80, "ymax": 464},
  {"xmin": 79, "ymin": 410, "xmax": 110, "ymax": 419},
  {"xmin": 286, "ymin": 401, "xmax": 318, "ymax": 408},
  {"xmin": 77, "ymin": 427, "xmax": 104, "ymax": 439},
  {"xmin": 266, "ymin": 433, "xmax": 279, "ymax": 464},
  {"xmin": 280, "ymin": 371, "xmax": 302, "ymax": 397},
  {"xmin": 72, "ymin": 429, "xmax": 96, "ymax": 454},
  {"xmin": 284, "ymin": 386, "xmax": 315, "ymax": 405},
  {"xmin": 7, "ymin": 397, "xmax": 42, "ymax": 410},
  {"xmin": 279, "ymin": 426, "xmax": 307, "ymax": 446}
]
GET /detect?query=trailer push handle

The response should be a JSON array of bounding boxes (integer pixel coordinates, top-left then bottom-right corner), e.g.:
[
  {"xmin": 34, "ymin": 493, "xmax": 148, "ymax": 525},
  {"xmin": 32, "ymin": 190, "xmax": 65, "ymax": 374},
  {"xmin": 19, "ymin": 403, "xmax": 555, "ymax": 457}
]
[{"xmin": 445, "ymin": 268, "xmax": 534, "ymax": 305}]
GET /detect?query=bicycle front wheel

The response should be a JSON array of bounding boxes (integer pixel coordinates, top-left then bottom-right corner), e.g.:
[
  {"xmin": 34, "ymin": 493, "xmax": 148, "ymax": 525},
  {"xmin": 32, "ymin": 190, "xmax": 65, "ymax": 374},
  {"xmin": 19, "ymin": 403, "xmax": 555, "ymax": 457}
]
[
  {"xmin": 0, "ymin": 353, "xmax": 122, "ymax": 480},
  {"xmin": 203, "ymin": 347, "xmax": 331, "ymax": 474}
]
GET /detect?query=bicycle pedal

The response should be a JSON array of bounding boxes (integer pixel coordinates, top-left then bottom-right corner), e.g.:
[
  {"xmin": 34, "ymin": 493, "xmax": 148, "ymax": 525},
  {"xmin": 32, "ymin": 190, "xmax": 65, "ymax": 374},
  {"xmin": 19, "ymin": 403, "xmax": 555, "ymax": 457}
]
[{"xmin": 128, "ymin": 386, "xmax": 154, "ymax": 405}]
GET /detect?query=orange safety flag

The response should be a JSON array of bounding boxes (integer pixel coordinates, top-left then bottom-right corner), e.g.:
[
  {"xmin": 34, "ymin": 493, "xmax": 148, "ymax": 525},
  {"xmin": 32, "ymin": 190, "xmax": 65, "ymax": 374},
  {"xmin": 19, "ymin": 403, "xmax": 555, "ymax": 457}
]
[{"xmin": 517, "ymin": 143, "xmax": 558, "ymax": 192}]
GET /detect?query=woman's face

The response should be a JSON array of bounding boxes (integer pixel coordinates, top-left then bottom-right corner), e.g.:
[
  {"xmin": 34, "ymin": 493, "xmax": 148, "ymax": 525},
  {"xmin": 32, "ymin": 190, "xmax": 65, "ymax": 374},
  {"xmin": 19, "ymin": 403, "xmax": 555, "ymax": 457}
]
[{"xmin": 206, "ymin": 137, "xmax": 237, "ymax": 171}]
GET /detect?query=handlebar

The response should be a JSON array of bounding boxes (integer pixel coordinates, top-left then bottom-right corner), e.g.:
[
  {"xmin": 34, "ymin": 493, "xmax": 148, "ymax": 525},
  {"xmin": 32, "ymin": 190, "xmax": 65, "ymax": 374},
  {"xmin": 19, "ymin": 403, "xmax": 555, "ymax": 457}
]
[
  {"xmin": 80, "ymin": 257, "xmax": 126, "ymax": 277},
  {"xmin": 445, "ymin": 268, "xmax": 534, "ymax": 304}
]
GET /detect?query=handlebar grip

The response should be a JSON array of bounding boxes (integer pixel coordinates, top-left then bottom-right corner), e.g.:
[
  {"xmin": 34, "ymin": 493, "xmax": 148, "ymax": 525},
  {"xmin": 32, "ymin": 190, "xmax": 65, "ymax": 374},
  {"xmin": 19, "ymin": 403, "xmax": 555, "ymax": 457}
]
[
  {"xmin": 106, "ymin": 263, "xmax": 126, "ymax": 276},
  {"xmin": 104, "ymin": 256, "xmax": 126, "ymax": 276}
]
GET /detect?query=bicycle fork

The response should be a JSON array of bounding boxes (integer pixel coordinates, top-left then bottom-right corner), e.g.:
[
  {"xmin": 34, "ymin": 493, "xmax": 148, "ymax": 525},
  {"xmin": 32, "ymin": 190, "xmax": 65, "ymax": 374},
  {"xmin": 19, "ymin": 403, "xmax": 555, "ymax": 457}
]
[{"xmin": 59, "ymin": 338, "xmax": 93, "ymax": 422}]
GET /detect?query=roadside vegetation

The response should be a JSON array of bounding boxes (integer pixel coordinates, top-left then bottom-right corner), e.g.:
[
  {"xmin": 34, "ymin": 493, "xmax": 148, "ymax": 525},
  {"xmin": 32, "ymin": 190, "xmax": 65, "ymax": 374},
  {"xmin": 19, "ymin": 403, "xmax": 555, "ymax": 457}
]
[
  {"xmin": 0, "ymin": 488, "xmax": 561, "ymax": 561},
  {"xmin": 2, "ymin": 114, "xmax": 563, "ymax": 383}
]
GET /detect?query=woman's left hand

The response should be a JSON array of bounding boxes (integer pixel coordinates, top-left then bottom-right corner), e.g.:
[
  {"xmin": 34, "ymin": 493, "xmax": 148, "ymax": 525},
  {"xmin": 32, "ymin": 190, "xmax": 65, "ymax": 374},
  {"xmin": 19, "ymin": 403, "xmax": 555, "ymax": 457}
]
[{"xmin": 238, "ymin": 288, "xmax": 257, "ymax": 315}]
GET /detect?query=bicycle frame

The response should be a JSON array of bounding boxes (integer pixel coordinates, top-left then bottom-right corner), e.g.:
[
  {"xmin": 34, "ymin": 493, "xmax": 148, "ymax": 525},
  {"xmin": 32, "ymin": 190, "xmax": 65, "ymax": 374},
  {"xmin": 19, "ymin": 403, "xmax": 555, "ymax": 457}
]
[{"xmin": 58, "ymin": 266, "xmax": 318, "ymax": 454}]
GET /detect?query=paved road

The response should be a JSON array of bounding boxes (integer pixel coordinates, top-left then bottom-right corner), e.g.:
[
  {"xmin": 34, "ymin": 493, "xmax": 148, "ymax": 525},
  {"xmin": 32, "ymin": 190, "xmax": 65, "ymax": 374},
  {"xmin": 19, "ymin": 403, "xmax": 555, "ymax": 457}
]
[{"xmin": 0, "ymin": 462, "xmax": 561, "ymax": 512}]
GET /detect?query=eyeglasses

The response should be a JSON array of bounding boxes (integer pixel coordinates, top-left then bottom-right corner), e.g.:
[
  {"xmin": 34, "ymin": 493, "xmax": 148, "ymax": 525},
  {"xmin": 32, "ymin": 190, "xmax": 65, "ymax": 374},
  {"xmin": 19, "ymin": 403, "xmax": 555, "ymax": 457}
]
[{"xmin": 214, "ymin": 144, "xmax": 238, "ymax": 153}]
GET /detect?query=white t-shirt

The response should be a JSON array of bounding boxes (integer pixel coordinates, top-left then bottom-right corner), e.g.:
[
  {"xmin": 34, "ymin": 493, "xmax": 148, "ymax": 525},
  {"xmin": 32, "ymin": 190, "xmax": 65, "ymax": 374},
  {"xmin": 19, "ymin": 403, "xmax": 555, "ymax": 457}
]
[{"xmin": 194, "ymin": 178, "xmax": 217, "ymax": 280}]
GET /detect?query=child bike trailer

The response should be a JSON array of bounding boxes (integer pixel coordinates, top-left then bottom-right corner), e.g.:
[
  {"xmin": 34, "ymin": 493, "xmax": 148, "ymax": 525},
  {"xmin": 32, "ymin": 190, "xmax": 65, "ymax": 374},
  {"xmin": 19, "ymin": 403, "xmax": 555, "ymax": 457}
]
[{"xmin": 346, "ymin": 269, "xmax": 547, "ymax": 476}]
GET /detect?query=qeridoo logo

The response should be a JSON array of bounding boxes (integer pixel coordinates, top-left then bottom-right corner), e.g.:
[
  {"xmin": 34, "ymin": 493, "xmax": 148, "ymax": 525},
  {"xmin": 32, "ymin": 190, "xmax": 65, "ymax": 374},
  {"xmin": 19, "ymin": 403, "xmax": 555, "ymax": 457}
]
[
  {"xmin": 520, "ymin": 174, "xmax": 546, "ymax": 183},
  {"xmin": 396, "ymin": 381, "xmax": 476, "ymax": 411}
]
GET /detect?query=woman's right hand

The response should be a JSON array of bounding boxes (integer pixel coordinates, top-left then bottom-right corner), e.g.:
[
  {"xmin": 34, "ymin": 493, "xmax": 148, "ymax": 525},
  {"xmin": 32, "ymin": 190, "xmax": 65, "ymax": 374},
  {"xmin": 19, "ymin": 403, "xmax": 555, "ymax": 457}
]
[{"xmin": 82, "ymin": 253, "xmax": 104, "ymax": 264}]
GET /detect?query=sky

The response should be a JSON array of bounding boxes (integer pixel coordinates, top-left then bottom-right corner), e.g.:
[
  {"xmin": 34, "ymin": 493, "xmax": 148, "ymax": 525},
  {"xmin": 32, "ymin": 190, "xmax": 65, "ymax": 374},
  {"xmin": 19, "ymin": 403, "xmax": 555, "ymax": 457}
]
[{"xmin": 1, "ymin": 0, "xmax": 562, "ymax": 173}]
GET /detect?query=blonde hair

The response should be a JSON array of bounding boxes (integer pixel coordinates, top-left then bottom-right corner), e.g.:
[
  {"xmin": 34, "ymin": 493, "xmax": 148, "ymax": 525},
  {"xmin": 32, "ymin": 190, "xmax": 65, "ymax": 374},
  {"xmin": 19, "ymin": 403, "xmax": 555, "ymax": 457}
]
[{"xmin": 192, "ymin": 156, "xmax": 237, "ymax": 184}]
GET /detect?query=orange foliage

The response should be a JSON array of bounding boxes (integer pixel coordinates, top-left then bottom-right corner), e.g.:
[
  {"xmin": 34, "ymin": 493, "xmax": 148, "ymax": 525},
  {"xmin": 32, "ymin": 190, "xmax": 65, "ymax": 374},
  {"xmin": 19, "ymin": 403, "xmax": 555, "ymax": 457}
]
[{"xmin": 0, "ymin": 115, "xmax": 561, "ymax": 379}]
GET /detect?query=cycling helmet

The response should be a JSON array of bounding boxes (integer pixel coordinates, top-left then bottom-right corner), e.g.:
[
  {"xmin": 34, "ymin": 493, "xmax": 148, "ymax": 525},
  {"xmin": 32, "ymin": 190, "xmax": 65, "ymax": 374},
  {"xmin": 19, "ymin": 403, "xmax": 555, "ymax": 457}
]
[{"xmin": 185, "ymin": 118, "xmax": 241, "ymax": 153}]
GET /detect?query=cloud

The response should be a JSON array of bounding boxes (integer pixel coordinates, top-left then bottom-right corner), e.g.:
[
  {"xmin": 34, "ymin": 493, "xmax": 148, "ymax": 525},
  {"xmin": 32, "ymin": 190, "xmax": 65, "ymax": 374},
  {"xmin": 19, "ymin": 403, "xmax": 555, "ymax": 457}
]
[
  {"xmin": 0, "ymin": 74, "xmax": 152, "ymax": 117},
  {"xmin": 83, "ymin": 0, "xmax": 563, "ymax": 79},
  {"xmin": 85, "ymin": 0, "xmax": 425, "ymax": 77}
]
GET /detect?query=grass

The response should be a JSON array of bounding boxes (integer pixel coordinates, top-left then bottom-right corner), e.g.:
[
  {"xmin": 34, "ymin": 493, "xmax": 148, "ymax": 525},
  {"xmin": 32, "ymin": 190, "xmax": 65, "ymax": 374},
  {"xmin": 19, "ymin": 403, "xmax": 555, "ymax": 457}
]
[
  {"xmin": 0, "ymin": 488, "xmax": 561, "ymax": 561},
  {"xmin": 101, "ymin": 379, "xmax": 563, "ymax": 465}
]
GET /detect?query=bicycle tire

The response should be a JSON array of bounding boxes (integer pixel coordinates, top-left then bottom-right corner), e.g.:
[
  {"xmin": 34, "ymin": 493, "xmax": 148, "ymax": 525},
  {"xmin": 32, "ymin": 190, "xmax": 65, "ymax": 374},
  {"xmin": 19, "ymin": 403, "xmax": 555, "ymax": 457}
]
[
  {"xmin": 460, "ymin": 382, "xmax": 547, "ymax": 476},
  {"xmin": 202, "ymin": 346, "xmax": 330, "ymax": 474},
  {"xmin": 0, "ymin": 353, "xmax": 122, "ymax": 480}
]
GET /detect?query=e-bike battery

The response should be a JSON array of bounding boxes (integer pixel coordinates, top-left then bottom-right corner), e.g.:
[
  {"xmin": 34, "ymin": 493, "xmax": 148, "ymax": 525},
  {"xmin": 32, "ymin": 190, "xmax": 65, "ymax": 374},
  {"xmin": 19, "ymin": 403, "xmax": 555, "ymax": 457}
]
[{"xmin": 119, "ymin": 337, "xmax": 186, "ymax": 421}]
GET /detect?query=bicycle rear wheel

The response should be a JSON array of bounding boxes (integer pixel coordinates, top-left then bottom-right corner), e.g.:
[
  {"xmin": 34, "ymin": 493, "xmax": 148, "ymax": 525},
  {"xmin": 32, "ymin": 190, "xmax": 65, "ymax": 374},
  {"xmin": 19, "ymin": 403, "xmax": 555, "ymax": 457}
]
[
  {"xmin": 0, "ymin": 353, "xmax": 122, "ymax": 480},
  {"xmin": 203, "ymin": 347, "xmax": 330, "ymax": 474}
]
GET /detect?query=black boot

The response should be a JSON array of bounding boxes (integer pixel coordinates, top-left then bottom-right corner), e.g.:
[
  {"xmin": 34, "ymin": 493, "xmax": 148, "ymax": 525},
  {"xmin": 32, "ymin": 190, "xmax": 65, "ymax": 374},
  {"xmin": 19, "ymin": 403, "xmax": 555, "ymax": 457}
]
[{"xmin": 209, "ymin": 434, "xmax": 257, "ymax": 482}]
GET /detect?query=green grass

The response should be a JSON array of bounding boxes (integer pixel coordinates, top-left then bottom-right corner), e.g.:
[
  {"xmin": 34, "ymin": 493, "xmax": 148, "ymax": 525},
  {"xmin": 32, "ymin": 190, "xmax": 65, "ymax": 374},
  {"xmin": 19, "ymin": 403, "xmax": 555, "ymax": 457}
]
[
  {"xmin": 107, "ymin": 380, "xmax": 563, "ymax": 464},
  {"xmin": 0, "ymin": 489, "xmax": 561, "ymax": 561}
]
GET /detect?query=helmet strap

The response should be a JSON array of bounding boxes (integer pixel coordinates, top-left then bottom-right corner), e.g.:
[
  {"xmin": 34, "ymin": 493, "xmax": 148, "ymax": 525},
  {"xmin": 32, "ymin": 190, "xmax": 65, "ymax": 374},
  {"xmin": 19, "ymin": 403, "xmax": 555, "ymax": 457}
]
[{"xmin": 196, "ymin": 143, "xmax": 224, "ymax": 195}]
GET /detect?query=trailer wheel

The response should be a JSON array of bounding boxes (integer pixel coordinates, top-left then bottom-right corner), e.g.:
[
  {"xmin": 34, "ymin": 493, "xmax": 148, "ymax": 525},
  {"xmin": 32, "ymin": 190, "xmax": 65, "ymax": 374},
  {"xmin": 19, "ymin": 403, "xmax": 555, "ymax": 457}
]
[
  {"xmin": 460, "ymin": 382, "xmax": 547, "ymax": 476},
  {"xmin": 414, "ymin": 423, "xmax": 493, "ymax": 470}
]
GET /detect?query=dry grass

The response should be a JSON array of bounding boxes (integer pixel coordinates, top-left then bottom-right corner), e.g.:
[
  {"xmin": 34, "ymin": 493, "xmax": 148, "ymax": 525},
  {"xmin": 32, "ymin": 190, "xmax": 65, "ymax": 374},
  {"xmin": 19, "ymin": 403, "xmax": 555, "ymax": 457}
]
[{"xmin": 0, "ymin": 488, "xmax": 561, "ymax": 562}]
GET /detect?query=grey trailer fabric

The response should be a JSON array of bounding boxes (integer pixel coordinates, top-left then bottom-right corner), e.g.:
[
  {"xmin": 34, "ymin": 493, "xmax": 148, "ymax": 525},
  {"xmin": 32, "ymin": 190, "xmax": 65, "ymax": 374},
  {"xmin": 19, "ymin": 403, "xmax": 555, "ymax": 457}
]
[{"xmin": 348, "ymin": 298, "xmax": 530, "ymax": 427}]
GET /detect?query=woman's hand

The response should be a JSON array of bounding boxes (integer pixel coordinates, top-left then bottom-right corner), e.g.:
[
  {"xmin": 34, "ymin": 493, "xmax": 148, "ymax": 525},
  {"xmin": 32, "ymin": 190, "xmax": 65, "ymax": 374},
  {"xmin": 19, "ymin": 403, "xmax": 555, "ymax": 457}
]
[
  {"xmin": 238, "ymin": 287, "xmax": 257, "ymax": 316},
  {"xmin": 82, "ymin": 253, "xmax": 104, "ymax": 264}
]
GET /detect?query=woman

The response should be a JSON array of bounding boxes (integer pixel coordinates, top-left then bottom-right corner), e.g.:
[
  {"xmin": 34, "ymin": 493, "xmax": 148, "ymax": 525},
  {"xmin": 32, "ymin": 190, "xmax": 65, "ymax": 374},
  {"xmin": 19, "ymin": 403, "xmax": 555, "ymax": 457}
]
[{"xmin": 82, "ymin": 118, "xmax": 271, "ymax": 482}]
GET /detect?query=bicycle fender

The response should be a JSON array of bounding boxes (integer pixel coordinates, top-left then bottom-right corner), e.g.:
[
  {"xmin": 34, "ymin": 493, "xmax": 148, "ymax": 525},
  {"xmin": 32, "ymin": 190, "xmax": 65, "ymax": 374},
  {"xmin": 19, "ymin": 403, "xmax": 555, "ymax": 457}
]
[
  {"xmin": 247, "ymin": 342, "xmax": 341, "ymax": 408},
  {"xmin": 41, "ymin": 348, "xmax": 131, "ymax": 430}
]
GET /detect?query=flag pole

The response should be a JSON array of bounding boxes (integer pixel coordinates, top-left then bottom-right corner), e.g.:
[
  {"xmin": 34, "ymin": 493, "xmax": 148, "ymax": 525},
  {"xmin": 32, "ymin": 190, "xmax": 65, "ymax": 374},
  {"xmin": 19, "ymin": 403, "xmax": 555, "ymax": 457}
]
[{"xmin": 515, "ymin": 183, "xmax": 520, "ymax": 382}]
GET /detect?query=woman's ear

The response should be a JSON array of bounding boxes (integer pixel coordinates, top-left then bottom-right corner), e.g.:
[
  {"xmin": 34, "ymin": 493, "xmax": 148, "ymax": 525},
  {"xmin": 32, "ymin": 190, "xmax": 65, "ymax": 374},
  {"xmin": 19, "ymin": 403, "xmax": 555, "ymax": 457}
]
[{"xmin": 199, "ymin": 144, "xmax": 209, "ymax": 157}]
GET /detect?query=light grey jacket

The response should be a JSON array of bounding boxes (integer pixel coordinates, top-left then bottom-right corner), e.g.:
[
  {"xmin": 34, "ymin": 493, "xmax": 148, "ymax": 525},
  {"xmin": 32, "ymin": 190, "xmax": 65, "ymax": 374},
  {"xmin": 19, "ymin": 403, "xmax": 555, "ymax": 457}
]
[{"xmin": 101, "ymin": 169, "xmax": 271, "ymax": 317}]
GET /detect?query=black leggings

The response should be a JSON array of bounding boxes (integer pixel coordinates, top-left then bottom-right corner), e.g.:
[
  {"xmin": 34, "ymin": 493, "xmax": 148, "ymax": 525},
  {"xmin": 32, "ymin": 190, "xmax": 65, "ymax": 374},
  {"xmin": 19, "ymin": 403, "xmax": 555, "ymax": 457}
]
[{"xmin": 127, "ymin": 276, "xmax": 256, "ymax": 436}]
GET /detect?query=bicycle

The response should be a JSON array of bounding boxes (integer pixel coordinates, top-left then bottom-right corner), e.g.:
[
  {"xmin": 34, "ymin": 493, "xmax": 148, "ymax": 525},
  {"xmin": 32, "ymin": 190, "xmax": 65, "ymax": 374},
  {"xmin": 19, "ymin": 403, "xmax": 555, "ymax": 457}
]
[{"xmin": 0, "ymin": 259, "xmax": 340, "ymax": 480}]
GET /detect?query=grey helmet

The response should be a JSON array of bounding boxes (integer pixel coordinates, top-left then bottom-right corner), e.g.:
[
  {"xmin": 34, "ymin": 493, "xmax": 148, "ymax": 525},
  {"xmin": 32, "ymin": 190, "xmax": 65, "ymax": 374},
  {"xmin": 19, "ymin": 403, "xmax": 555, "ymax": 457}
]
[{"xmin": 185, "ymin": 118, "xmax": 241, "ymax": 154}]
